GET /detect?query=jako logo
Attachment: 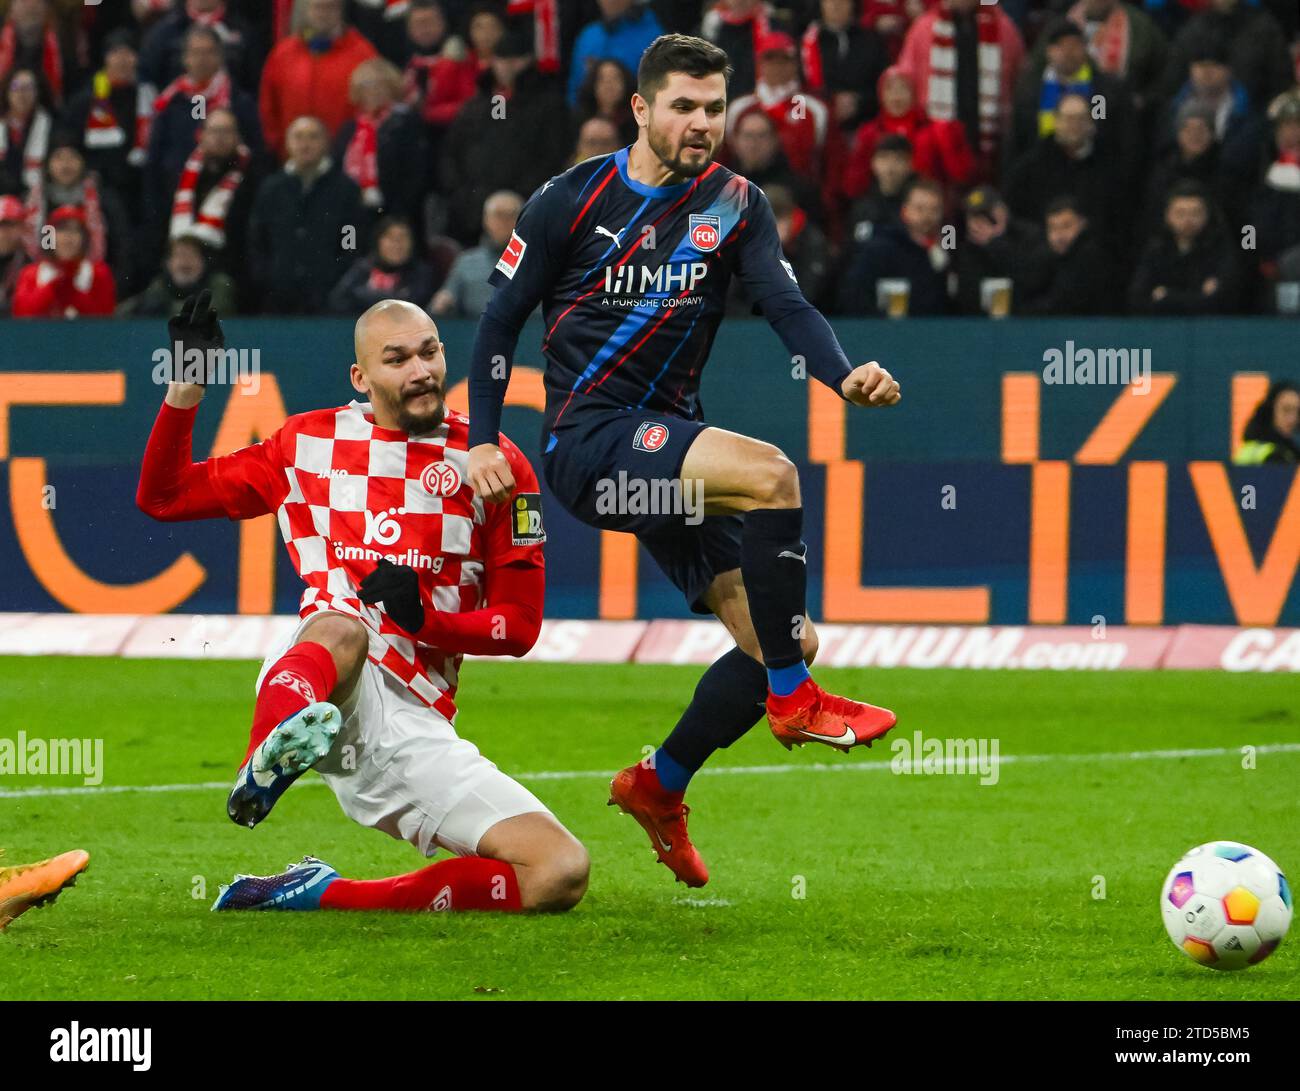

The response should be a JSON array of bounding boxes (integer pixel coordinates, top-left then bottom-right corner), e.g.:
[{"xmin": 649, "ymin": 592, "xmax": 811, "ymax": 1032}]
[
  {"xmin": 50, "ymin": 1023, "xmax": 151, "ymax": 1071},
  {"xmin": 362, "ymin": 507, "xmax": 404, "ymax": 546}
]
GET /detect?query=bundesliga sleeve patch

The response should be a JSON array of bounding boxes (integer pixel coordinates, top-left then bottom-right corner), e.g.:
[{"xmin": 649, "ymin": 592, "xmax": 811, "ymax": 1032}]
[
  {"xmin": 512, "ymin": 492, "xmax": 546, "ymax": 545},
  {"xmin": 495, "ymin": 231, "xmax": 526, "ymax": 279}
]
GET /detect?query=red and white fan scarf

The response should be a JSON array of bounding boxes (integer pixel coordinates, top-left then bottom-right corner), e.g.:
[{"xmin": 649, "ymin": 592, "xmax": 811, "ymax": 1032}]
[
  {"xmin": 0, "ymin": 107, "xmax": 51, "ymax": 192},
  {"xmin": 169, "ymin": 144, "xmax": 249, "ymax": 248},
  {"xmin": 343, "ymin": 106, "xmax": 392, "ymax": 208},
  {"xmin": 84, "ymin": 71, "xmax": 154, "ymax": 167},
  {"xmin": 148, "ymin": 68, "xmax": 232, "ymax": 150},
  {"xmin": 0, "ymin": 18, "xmax": 64, "ymax": 103},
  {"xmin": 23, "ymin": 174, "xmax": 107, "ymax": 263},
  {"xmin": 505, "ymin": 0, "xmax": 560, "ymax": 75},
  {"xmin": 153, "ymin": 68, "xmax": 232, "ymax": 125},
  {"xmin": 925, "ymin": 9, "xmax": 1003, "ymax": 156}
]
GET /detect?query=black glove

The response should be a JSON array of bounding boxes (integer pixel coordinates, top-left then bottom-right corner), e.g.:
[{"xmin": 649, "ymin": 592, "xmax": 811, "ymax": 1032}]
[
  {"xmin": 167, "ymin": 289, "xmax": 226, "ymax": 385},
  {"xmin": 358, "ymin": 559, "xmax": 425, "ymax": 636}
]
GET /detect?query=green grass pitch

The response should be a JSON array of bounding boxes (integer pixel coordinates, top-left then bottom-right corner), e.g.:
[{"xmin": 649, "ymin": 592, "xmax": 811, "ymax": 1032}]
[{"xmin": 3, "ymin": 656, "xmax": 1298, "ymax": 1000}]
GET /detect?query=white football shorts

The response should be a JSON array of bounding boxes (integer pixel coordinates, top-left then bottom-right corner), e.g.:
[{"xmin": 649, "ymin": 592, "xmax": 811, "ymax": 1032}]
[{"xmin": 255, "ymin": 615, "xmax": 552, "ymax": 857}]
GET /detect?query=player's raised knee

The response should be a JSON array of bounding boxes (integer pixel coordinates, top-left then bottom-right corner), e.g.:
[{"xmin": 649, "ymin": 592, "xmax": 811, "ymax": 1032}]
[
  {"xmin": 521, "ymin": 840, "xmax": 590, "ymax": 913},
  {"xmin": 301, "ymin": 613, "xmax": 369, "ymax": 668},
  {"xmin": 748, "ymin": 447, "xmax": 800, "ymax": 508}
]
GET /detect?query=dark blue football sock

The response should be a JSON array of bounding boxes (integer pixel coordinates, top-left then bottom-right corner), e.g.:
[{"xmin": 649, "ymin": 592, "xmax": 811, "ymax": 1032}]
[
  {"xmin": 657, "ymin": 647, "xmax": 769, "ymax": 789},
  {"xmin": 741, "ymin": 507, "xmax": 809, "ymax": 671}
]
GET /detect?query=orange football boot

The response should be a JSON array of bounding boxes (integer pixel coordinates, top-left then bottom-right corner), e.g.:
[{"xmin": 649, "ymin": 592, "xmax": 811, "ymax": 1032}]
[
  {"xmin": 608, "ymin": 762, "xmax": 708, "ymax": 887},
  {"xmin": 767, "ymin": 677, "xmax": 897, "ymax": 753},
  {"xmin": 0, "ymin": 849, "xmax": 90, "ymax": 930}
]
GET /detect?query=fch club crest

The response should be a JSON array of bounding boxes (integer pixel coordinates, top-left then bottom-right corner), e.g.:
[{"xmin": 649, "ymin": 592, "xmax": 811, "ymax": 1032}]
[{"xmin": 688, "ymin": 214, "xmax": 721, "ymax": 253}]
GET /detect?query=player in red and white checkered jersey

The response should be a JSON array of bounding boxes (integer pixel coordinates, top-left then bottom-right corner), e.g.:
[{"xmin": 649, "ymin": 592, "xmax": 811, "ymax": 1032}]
[{"xmin": 138, "ymin": 293, "xmax": 588, "ymax": 914}]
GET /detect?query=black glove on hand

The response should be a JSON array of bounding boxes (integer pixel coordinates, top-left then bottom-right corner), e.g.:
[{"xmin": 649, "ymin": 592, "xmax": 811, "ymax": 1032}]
[
  {"xmin": 167, "ymin": 289, "xmax": 226, "ymax": 385},
  {"xmin": 358, "ymin": 558, "xmax": 425, "ymax": 636}
]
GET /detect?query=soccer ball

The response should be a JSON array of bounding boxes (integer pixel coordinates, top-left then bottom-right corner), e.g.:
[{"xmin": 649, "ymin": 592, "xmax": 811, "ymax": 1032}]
[{"xmin": 1160, "ymin": 841, "xmax": 1292, "ymax": 970}]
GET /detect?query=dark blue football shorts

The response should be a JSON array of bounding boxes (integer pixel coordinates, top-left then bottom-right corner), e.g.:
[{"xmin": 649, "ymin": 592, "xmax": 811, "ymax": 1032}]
[{"xmin": 541, "ymin": 407, "xmax": 743, "ymax": 615}]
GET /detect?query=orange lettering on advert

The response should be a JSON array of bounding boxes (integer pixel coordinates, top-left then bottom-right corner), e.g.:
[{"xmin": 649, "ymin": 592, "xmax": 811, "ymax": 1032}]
[{"xmin": 1189, "ymin": 462, "xmax": 1300, "ymax": 626}]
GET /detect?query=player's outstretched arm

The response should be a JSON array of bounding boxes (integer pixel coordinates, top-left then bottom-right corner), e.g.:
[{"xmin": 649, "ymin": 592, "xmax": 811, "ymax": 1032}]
[
  {"xmin": 138, "ymin": 292, "xmax": 283, "ymax": 522},
  {"xmin": 138, "ymin": 292, "xmax": 228, "ymax": 521},
  {"xmin": 736, "ymin": 183, "xmax": 901, "ymax": 408},
  {"xmin": 466, "ymin": 305, "xmax": 526, "ymax": 503},
  {"xmin": 467, "ymin": 173, "xmax": 573, "ymax": 502}
]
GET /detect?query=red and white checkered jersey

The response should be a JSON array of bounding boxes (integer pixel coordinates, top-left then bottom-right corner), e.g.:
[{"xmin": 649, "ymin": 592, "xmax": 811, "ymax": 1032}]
[{"xmin": 204, "ymin": 400, "xmax": 545, "ymax": 720}]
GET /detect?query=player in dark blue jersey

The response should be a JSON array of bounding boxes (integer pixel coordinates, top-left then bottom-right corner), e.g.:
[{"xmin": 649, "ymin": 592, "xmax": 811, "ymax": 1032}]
[{"xmin": 466, "ymin": 34, "xmax": 902, "ymax": 888}]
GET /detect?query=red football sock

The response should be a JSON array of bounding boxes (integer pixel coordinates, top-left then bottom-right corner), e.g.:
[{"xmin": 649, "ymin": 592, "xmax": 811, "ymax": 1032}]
[
  {"xmin": 242, "ymin": 641, "xmax": 339, "ymax": 765},
  {"xmin": 319, "ymin": 857, "xmax": 522, "ymax": 912}
]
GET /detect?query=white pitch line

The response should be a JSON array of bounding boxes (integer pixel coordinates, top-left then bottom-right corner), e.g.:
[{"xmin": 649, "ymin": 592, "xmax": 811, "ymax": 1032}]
[{"xmin": 2, "ymin": 742, "xmax": 1299, "ymax": 800}]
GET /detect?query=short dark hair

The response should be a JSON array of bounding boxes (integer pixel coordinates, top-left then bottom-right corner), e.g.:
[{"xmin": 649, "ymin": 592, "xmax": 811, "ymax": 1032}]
[
  {"xmin": 902, "ymin": 176, "xmax": 942, "ymax": 204},
  {"xmin": 874, "ymin": 133, "xmax": 913, "ymax": 158},
  {"xmin": 637, "ymin": 34, "xmax": 732, "ymax": 104},
  {"xmin": 183, "ymin": 24, "xmax": 224, "ymax": 54},
  {"xmin": 1044, "ymin": 17, "xmax": 1084, "ymax": 46},
  {"xmin": 1045, "ymin": 194, "xmax": 1085, "ymax": 220},
  {"xmin": 1165, "ymin": 179, "xmax": 1209, "ymax": 208}
]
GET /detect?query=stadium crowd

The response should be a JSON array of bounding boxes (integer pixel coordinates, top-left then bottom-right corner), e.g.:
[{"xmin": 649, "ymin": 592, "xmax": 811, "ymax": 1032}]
[{"xmin": 0, "ymin": 0, "xmax": 1297, "ymax": 319}]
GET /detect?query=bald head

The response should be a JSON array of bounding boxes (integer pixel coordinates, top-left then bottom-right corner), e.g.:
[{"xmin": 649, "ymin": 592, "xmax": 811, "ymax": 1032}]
[
  {"xmin": 350, "ymin": 300, "xmax": 447, "ymax": 434},
  {"xmin": 354, "ymin": 298, "xmax": 431, "ymax": 359}
]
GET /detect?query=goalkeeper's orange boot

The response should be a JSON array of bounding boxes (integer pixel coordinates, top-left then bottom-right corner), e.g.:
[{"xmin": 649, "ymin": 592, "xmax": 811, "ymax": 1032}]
[
  {"xmin": 767, "ymin": 677, "xmax": 897, "ymax": 754},
  {"xmin": 608, "ymin": 762, "xmax": 708, "ymax": 888},
  {"xmin": 0, "ymin": 849, "xmax": 89, "ymax": 930}
]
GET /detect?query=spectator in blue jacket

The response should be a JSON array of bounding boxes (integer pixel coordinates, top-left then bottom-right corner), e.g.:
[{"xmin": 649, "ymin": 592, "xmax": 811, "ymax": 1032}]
[{"xmin": 567, "ymin": 0, "xmax": 663, "ymax": 105}]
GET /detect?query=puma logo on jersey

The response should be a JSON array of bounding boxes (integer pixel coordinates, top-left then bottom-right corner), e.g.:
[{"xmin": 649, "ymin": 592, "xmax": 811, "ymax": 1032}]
[
  {"xmin": 778, "ymin": 548, "xmax": 807, "ymax": 564},
  {"xmin": 594, "ymin": 225, "xmax": 624, "ymax": 245}
]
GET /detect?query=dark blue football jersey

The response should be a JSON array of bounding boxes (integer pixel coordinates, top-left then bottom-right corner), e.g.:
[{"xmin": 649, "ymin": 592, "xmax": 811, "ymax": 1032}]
[{"xmin": 485, "ymin": 145, "xmax": 809, "ymax": 435}]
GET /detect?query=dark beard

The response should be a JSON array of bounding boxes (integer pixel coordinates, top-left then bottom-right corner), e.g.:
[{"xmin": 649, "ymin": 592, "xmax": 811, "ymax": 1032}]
[
  {"xmin": 377, "ymin": 386, "xmax": 446, "ymax": 435},
  {"xmin": 397, "ymin": 398, "xmax": 446, "ymax": 436},
  {"xmin": 647, "ymin": 125, "xmax": 713, "ymax": 179}
]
